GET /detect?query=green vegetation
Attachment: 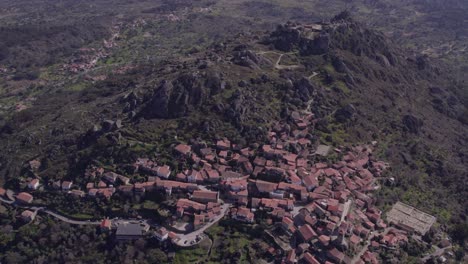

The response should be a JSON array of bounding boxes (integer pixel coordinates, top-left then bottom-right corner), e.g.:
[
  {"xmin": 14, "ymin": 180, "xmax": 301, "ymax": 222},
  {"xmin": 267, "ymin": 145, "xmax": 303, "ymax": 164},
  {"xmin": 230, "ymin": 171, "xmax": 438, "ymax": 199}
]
[{"xmin": 0, "ymin": 0, "xmax": 466, "ymax": 263}]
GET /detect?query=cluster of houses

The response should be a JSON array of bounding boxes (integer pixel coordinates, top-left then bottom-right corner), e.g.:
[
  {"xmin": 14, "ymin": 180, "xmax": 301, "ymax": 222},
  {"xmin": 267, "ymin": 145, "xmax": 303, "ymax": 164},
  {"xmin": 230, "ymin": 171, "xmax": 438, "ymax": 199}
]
[
  {"xmin": 0, "ymin": 104, "xmax": 440, "ymax": 263},
  {"xmin": 61, "ymin": 22, "xmax": 121, "ymax": 74},
  {"xmin": 126, "ymin": 110, "xmax": 415, "ymax": 263},
  {"xmin": 62, "ymin": 47, "xmax": 108, "ymax": 73}
]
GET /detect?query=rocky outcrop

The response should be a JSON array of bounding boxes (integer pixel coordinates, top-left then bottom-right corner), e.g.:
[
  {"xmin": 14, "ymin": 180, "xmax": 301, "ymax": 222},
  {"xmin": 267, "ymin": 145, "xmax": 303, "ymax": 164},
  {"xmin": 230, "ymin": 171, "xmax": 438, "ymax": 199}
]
[
  {"xmin": 293, "ymin": 77, "xmax": 316, "ymax": 102},
  {"xmin": 121, "ymin": 91, "xmax": 141, "ymax": 114},
  {"xmin": 225, "ymin": 90, "xmax": 248, "ymax": 128},
  {"xmin": 142, "ymin": 74, "xmax": 208, "ymax": 119},
  {"xmin": 267, "ymin": 22, "xmax": 330, "ymax": 55},
  {"xmin": 232, "ymin": 45, "xmax": 272, "ymax": 69},
  {"xmin": 204, "ymin": 70, "xmax": 227, "ymax": 95},
  {"xmin": 232, "ymin": 45, "xmax": 259, "ymax": 67},
  {"xmin": 267, "ymin": 17, "xmax": 400, "ymax": 68},
  {"xmin": 299, "ymin": 32, "xmax": 330, "ymax": 55},
  {"xmin": 268, "ymin": 24, "xmax": 301, "ymax": 52}
]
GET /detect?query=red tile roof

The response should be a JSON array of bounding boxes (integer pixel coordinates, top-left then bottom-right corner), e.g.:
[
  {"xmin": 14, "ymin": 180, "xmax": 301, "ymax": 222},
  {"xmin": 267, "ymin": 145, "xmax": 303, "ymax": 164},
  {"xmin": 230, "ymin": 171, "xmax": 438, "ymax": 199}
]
[
  {"xmin": 174, "ymin": 144, "xmax": 191, "ymax": 155},
  {"xmin": 255, "ymin": 180, "xmax": 278, "ymax": 193},
  {"xmin": 298, "ymin": 224, "xmax": 316, "ymax": 241},
  {"xmin": 17, "ymin": 192, "xmax": 33, "ymax": 203},
  {"xmin": 192, "ymin": 190, "xmax": 218, "ymax": 203},
  {"xmin": 303, "ymin": 252, "xmax": 320, "ymax": 264}
]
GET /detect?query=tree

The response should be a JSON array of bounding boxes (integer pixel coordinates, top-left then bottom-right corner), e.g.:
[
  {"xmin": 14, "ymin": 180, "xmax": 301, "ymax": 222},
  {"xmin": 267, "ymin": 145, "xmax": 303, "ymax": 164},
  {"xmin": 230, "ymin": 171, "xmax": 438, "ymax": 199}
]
[
  {"xmin": 450, "ymin": 223, "xmax": 468, "ymax": 244},
  {"xmin": 146, "ymin": 248, "xmax": 168, "ymax": 263},
  {"xmin": 4, "ymin": 251, "xmax": 27, "ymax": 264}
]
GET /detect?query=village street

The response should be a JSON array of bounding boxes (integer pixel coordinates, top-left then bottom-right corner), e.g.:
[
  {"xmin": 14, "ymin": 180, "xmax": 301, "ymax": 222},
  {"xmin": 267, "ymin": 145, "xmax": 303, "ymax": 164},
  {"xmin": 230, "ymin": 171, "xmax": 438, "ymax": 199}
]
[
  {"xmin": 351, "ymin": 227, "xmax": 391, "ymax": 264},
  {"xmin": 421, "ymin": 245, "xmax": 452, "ymax": 263},
  {"xmin": 0, "ymin": 196, "xmax": 14, "ymax": 205},
  {"xmin": 174, "ymin": 201, "xmax": 231, "ymax": 247},
  {"xmin": 0, "ymin": 190, "xmax": 233, "ymax": 247},
  {"xmin": 41, "ymin": 210, "xmax": 101, "ymax": 225},
  {"xmin": 0, "ymin": 196, "xmax": 109, "ymax": 226}
]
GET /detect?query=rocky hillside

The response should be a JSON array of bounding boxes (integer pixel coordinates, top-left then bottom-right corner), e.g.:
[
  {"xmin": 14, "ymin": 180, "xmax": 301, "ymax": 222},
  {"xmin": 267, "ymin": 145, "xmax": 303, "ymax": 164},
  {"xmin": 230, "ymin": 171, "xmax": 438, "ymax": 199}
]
[{"xmin": 0, "ymin": 12, "xmax": 466, "ymax": 240}]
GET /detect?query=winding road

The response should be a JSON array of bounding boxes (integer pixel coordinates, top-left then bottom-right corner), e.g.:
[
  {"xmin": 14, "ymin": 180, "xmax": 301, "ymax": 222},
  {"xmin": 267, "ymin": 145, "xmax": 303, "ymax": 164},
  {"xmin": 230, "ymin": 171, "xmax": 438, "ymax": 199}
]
[
  {"xmin": 0, "ymin": 188, "xmax": 231, "ymax": 247},
  {"xmin": 351, "ymin": 227, "xmax": 391, "ymax": 264},
  {"xmin": 173, "ymin": 201, "xmax": 231, "ymax": 247},
  {"xmin": 256, "ymin": 51, "xmax": 301, "ymax": 70},
  {"xmin": 41, "ymin": 210, "xmax": 101, "ymax": 225}
]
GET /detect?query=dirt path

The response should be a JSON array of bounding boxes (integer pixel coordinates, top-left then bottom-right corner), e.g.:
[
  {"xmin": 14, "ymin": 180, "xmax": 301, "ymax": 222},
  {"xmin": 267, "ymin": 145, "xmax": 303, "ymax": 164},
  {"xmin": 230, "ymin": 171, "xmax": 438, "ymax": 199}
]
[{"xmin": 256, "ymin": 51, "xmax": 301, "ymax": 70}]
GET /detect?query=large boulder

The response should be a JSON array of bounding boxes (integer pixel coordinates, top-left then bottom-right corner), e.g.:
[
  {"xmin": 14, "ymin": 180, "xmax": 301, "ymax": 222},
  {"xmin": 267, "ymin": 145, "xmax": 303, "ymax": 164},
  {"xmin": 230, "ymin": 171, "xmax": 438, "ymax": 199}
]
[
  {"xmin": 269, "ymin": 24, "xmax": 302, "ymax": 52},
  {"xmin": 224, "ymin": 90, "xmax": 248, "ymax": 128},
  {"xmin": 300, "ymin": 33, "xmax": 330, "ymax": 55},
  {"xmin": 143, "ymin": 74, "xmax": 207, "ymax": 119},
  {"xmin": 293, "ymin": 77, "xmax": 316, "ymax": 102}
]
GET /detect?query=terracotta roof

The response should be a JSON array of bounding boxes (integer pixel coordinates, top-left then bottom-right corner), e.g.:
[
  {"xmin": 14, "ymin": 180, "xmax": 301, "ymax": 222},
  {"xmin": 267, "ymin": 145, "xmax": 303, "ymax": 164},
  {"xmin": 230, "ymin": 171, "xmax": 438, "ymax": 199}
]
[
  {"xmin": 327, "ymin": 248, "xmax": 345, "ymax": 263},
  {"xmin": 222, "ymin": 170, "xmax": 243, "ymax": 179},
  {"xmin": 194, "ymin": 214, "xmax": 205, "ymax": 226},
  {"xmin": 192, "ymin": 190, "xmax": 218, "ymax": 202},
  {"xmin": 303, "ymin": 252, "xmax": 320, "ymax": 264},
  {"xmin": 206, "ymin": 169, "xmax": 220, "ymax": 180},
  {"xmin": 17, "ymin": 192, "xmax": 33, "ymax": 203},
  {"xmin": 282, "ymin": 216, "xmax": 293, "ymax": 226},
  {"xmin": 174, "ymin": 144, "xmax": 191, "ymax": 155},
  {"xmin": 298, "ymin": 224, "xmax": 316, "ymax": 241},
  {"xmin": 177, "ymin": 198, "xmax": 206, "ymax": 211},
  {"xmin": 255, "ymin": 180, "xmax": 278, "ymax": 193},
  {"xmin": 216, "ymin": 140, "xmax": 230, "ymax": 150},
  {"xmin": 101, "ymin": 219, "xmax": 112, "ymax": 228},
  {"xmin": 350, "ymin": 234, "xmax": 360, "ymax": 245},
  {"xmin": 286, "ymin": 249, "xmax": 296, "ymax": 264},
  {"xmin": 156, "ymin": 165, "xmax": 171, "ymax": 178}
]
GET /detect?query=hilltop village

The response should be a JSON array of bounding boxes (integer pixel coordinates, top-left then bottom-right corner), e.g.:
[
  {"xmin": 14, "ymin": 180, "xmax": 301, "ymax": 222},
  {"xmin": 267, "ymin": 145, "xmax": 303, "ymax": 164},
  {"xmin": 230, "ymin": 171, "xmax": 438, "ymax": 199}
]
[{"xmin": 0, "ymin": 109, "xmax": 445, "ymax": 263}]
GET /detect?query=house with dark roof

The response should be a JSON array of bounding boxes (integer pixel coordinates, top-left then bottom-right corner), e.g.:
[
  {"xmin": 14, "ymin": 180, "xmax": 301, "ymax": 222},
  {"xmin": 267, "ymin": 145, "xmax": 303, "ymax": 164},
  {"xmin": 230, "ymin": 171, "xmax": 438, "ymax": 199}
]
[
  {"xmin": 116, "ymin": 222, "xmax": 149, "ymax": 240},
  {"xmin": 155, "ymin": 227, "xmax": 169, "ymax": 241},
  {"xmin": 61, "ymin": 181, "xmax": 73, "ymax": 191},
  {"xmin": 191, "ymin": 190, "xmax": 218, "ymax": 203}
]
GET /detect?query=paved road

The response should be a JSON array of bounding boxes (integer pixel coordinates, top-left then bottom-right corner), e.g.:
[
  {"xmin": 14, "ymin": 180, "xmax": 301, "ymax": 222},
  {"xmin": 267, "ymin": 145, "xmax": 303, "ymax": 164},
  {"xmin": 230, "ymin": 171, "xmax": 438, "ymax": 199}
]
[
  {"xmin": 340, "ymin": 200, "xmax": 352, "ymax": 223},
  {"xmin": 291, "ymin": 204, "xmax": 306, "ymax": 217},
  {"xmin": 0, "ymin": 196, "xmax": 14, "ymax": 205},
  {"xmin": 41, "ymin": 210, "xmax": 101, "ymax": 225},
  {"xmin": 0, "ymin": 196, "xmax": 101, "ymax": 225},
  {"xmin": 421, "ymin": 245, "xmax": 452, "ymax": 262},
  {"xmin": 351, "ymin": 228, "xmax": 390, "ymax": 264},
  {"xmin": 174, "ymin": 202, "xmax": 231, "ymax": 247}
]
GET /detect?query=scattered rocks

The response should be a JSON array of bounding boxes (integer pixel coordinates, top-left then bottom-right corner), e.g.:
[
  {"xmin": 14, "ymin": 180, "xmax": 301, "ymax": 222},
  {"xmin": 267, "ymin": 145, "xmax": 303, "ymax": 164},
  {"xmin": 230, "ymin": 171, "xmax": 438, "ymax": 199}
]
[
  {"xmin": 266, "ymin": 22, "xmax": 330, "ymax": 55},
  {"xmin": 232, "ymin": 46, "xmax": 261, "ymax": 68},
  {"xmin": 143, "ymin": 74, "xmax": 207, "ymax": 119}
]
